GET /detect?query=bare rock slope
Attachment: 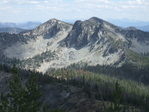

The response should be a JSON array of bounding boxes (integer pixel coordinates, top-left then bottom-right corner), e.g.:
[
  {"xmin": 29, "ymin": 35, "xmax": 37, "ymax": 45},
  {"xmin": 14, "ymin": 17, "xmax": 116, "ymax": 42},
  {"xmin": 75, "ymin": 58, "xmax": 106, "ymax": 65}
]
[{"xmin": 0, "ymin": 17, "xmax": 149, "ymax": 72}]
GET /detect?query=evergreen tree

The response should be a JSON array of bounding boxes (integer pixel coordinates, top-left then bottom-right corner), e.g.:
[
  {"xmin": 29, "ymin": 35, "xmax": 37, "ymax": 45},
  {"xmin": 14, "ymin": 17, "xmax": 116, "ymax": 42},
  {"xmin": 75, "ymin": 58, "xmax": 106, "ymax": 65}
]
[
  {"xmin": 104, "ymin": 81, "xmax": 122, "ymax": 112},
  {"xmin": 112, "ymin": 81, "xmax": 122, "ymax": 111},
  {"xmin": 0, "ymin": 65, "xmax": 48, "ymax": 112}
]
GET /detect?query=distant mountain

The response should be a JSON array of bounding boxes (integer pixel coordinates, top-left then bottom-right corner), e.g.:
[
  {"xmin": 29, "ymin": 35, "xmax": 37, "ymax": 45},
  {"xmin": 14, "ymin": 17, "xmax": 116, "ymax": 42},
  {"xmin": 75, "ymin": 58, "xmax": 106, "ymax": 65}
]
[
  {"xmin": 0, "ymin": 17, "xmax": 149, "ymax": 72},
  {"xmin": 124, "ymin": 26, "xmax": 149, "ymax": 32},
  {"xmin": 136, "ymin": 25, "xmax": 149, "ymax": 32},
  {"xmin": 125, "ymin": 27, "xmax": 138, "ymax": 30},
  {"xmin": 0, "ymin": 27, "xmax": 26, "ymax": 34},
  {"xmin": 107, "ymin": 18, "xmax": 149, "ymax": 28},
  {"xmin": 0, "ymin": 22, "xmax": 41, "ymax": 29},
  {"xmin": 126, "ymin": 25, "xmax": 149, "ymax": 32},
  {"xmin": 18, "ymin": 22, "xmax": 42, "ymax": 29}
]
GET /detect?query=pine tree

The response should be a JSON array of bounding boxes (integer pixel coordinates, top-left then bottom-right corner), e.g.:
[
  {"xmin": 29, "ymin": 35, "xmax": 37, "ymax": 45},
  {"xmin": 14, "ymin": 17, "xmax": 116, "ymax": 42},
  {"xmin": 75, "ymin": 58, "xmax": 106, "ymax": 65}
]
[
  {"xmin": 104, "ymin": 81, "xmax": 122, "ymax": 112},
  {"xmin": 0, "ymin": 65, "xmax": 48, "ymax": 112},
  {"xmin": 112, "ymin": 81, "xmax": 122, "ymax": 111}
]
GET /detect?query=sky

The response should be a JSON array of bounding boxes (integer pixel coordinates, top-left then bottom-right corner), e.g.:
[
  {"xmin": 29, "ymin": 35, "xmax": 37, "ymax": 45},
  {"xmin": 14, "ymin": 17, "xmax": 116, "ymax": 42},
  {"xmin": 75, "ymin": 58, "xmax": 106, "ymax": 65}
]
[{"xmin": 0, "ymin": 0, "xmax": 149, "ymax": 23}]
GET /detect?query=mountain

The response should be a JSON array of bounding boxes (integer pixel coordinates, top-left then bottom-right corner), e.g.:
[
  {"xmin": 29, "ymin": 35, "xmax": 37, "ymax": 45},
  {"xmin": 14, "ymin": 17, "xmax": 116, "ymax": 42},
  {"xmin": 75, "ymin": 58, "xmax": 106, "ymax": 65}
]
[
  {"xmin": 18, "ymin": 21, "xmax": 42, "ymax": 29},
  {"xmin": 0, "ymin": 27, "xmax": 27, "ymax": 34},
  {"xmin": 136, "ymin": 25, "xmax": 149, "ymax": 32},
  {"xmin": 108, "ymin": 18, "xmax": 149, "ymax": 27},
  {"xmin": 126, "ymin": 26, "xmax": 149, "ymax": 32},
  {"xmin": 0, "ymin": 17, "xmax": 149, "ymax": 72},
  {"xmin": 64, "ymin": 17, "xmax": 125, "ymax": 48},
  {"xmin": 0, "ymin": 22, "xmax": 41, "ymax": 29},
  {"xmin": 1, "ymin": 17, "xmax": 149, "ymax": 111},
  {"xmin": 107, "ymin": 19, "xmax": 149, "ymax": 32}
]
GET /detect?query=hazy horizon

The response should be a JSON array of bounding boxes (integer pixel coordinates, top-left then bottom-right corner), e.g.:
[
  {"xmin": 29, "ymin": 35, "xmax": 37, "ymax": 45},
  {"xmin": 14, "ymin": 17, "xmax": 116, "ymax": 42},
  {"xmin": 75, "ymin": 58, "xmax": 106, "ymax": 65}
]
[{"xmin": 0, "ymin": 0, "xmax": 148, "ymax": 23}]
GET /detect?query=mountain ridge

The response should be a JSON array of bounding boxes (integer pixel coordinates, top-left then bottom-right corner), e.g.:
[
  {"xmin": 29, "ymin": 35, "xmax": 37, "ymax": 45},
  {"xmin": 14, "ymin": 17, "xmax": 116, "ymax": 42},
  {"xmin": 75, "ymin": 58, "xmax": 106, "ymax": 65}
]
[
  {"xmin": 0, "ymin": 21, "xmax": 41, "ymax": 29},
  {"xmin": 0, "ymin": 27, "xmax": 26, "ymax": 34},
  {"xmin": 65, "ymin": 17, "xmax": 125, "ymax": 49},
  {"xmin": 0, "ymin": 17, "xmax": 149, "ymax": 72}
]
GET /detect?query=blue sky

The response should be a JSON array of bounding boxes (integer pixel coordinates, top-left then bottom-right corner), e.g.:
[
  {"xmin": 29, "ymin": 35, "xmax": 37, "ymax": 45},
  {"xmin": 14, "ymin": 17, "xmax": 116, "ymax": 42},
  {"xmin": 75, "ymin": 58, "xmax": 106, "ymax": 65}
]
[{"xmin": 0, "ymin": 0, "xmax": 149, "ymax": 23}]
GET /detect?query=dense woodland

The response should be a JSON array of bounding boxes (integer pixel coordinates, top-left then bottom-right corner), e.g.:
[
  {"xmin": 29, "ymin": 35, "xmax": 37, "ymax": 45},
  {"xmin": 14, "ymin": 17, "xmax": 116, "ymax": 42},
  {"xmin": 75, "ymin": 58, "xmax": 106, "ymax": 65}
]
[{"xmin": 0, "ymin": 63, "xmax": 149, "ymax": 112}]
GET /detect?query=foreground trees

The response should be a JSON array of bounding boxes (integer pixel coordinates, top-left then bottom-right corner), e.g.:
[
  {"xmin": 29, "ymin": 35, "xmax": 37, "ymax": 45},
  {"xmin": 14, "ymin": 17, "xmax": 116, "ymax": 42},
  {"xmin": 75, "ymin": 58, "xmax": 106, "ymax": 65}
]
[
  {"xmin": 104, "ymin": 81, "xmax": 139, "ymax": 112},
  {"xmin": 0, "ymin": 65, "xmax": 47, "ymax": 112},
  {"xmin": 0, "ymin": 65, "xmax": 148, "ymax": 112}
]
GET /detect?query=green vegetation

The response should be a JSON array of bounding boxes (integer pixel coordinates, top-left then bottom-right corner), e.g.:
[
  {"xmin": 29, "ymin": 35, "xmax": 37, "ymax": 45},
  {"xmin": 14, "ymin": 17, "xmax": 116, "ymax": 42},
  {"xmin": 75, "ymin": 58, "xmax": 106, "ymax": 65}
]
[
  {"xmin": 0, "ymin": 65, "xmax": 45, "ymax": 112},
  {"xmin": 0, "ymin": 50, "xmax": 57, "ymax": 71},
  {"xmin": 47, "ymin": 68, "xmax": 149, "ymax": 111},
  {"xmin": 82, "ymin": 63, "xmax": 149, "ymax": 85},
  {"xmin": 18, "ymin": 50, "xmax": 57, "ymax": 70},
  {"xmin": 0, "ymin": 65, "xmax": 62, "ymax": 112},
  {"xmin": 104, "ymin": 81, "xmax": 122, "ymax": 112},
  {"xmin": 126, "ymin": 49, "xmax": 149, "ymax": 67},
  {"xmin": 0, "ymin": 64, "xmax": 149, "ymax": 111},
  {"xmin": 108, "ymin": 36, "xmax": 128, "ymax": 49},
  {"xmin": 104, "ymin": 81, "xmax": 139, "ymax": 112},
  {"xmin": 48, "ymin": 68, "xmax": 149, "ymax": 96}
]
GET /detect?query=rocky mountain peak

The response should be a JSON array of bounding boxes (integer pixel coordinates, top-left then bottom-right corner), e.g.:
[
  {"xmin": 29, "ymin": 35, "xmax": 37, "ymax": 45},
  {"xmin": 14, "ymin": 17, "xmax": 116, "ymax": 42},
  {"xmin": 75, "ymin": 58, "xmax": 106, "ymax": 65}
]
[
  {"xmin": 88, "ymin": 17, "xmax": 124, "ymax": 32},
  {"xmin": 1, "ymin": 17, "xmax": 149, "ymax": 73},
  {"xmin": 126, "ymin": 27, "xmax": 138, "ymax": 31},
  {"xmin": 50, "ymin": 18, "xmax": 58, "ymax": 21},
  {"xmin": 45, "ymin": 18, "xmax": 62, "ymax": 25},
  {"xmin": 27, "ymin": 18, "xmax": 73, "ymax": 37},
  {"xmin": 65, "ymin": 17, "xmax": 125, "ymax": 49},
  {"xmin": 65, "ymin": 20, "xmax": 97, "ymax": 48},
  {"xmin": 88, "ymin": 17, "xmax": 105, "ymax": 24},
  {"xmin": 72, "ymin": 20, "xmax": 82, "ymax": 29}
]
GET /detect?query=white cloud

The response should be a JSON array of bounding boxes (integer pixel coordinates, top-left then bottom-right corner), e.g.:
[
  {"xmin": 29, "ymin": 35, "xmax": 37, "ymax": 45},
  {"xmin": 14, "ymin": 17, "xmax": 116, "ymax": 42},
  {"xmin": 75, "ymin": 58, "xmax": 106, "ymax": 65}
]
[
  {"xmin": 0, "ymin": 6, "xmax": 12, "ymax": 10},
  {"xmin": 44, "ymin": 1, "xmax": 49, "ymax": 3},
  {"xmin": 27, "ymin": 1, "xmax": 39, "ymax": 4},
  {"xmin": 1, "ymin": 0, "xmax": 9, "ymax": 4},
  {"xmin": 0, "ymin": 0, "xmax": 149, "ymax": 22}
]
